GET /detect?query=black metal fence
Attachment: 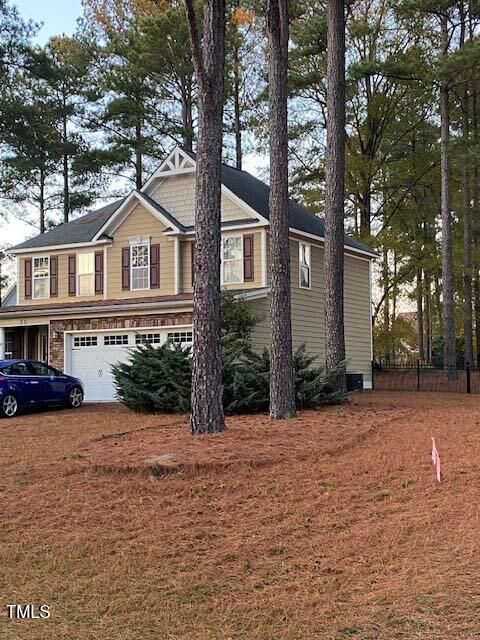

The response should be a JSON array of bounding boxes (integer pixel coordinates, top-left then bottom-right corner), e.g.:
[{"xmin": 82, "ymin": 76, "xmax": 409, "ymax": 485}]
[{"xmin": 372, "ymin": 361, "xmax": 480, "ymax": 394}]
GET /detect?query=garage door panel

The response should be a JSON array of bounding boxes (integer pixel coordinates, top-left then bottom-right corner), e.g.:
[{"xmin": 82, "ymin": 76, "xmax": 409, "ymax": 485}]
[{"xmin": 70, "ymin": 328, "xmax": 192, "ymax": 402}]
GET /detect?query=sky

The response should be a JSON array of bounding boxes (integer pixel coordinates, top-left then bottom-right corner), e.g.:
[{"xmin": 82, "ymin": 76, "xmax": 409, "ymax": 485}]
[
  {"xmin": 14, "ymin": 0, "xmax": 82, "ymax": 44},
  {"xmin": 3, "ymin": 1, "xmax": 84, "ymax": 253}
]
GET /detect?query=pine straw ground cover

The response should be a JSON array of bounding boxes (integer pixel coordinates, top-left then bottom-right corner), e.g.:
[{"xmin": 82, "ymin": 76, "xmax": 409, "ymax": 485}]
[{"xmin": 1, "ymin": 392, "xmax": 480, "ymax": 640}]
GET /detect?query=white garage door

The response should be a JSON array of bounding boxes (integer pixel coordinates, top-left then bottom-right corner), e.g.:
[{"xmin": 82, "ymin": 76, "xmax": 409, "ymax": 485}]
[{"xmin": 69, "ymin": 329, "xmax": 193, "ymax": 402}]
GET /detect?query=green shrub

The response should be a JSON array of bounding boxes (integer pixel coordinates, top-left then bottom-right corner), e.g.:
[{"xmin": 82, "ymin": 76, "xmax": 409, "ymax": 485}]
[
  {"xmin": 293, "ymin": 344, "xmax": 347, "ymax": 409},
  {"xmin": 113, "ymin": 290, "xmax": 346, "ymax": 414},
  {"xmin": 113, "ymin": 340, "xmax": 347, "ymax": 415},
  {"xmin": 223, "ymin": 344, "xmax": 348, "ymax": 414},
  {"xmin": 112, "ymin": 341, "xmax": 192, "ymax": 413}
]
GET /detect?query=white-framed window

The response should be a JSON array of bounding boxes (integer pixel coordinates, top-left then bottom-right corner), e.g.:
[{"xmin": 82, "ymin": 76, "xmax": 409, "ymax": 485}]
[
  {"xmin": 104, "ymin": 335, "xmax": 129, "ymax": 346},
  {"xmin": 78, "ymin": 253, "xmax": 95, "ymax": 296},
  {"xmin": 136, "ymin": 333, "xmax": 162, "ymax": 345},
  {"xmin": 73, "ymin": 336, "xmax": 98, "ymax": 348},
  {"xmin": 167, "ymin": 331, "xmax": 193, "ymax": 346},
  {"xmin": 222, "ymin": 236, "xmax": 243, "ymax": 284},
  {"xmin": 299, "ymin": 242, "xmax": 311, "ymax": 289},
  {"xmin": 131, "ymin": 241, "xmax": 150, "ymax": 290},
  {"xmin": 33, "ymin": 256, "xmax": 49, "ymax": 299},
  {"xmin": 5, "ymin": 331, "xmax": 14, "ymax": 359}
]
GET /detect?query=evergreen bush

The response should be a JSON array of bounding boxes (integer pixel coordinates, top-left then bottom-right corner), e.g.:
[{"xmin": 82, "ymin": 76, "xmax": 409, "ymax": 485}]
[
  {"xmin": 112, "ymin": 341, "xmax": 192, "ymax": 413},
  {"xmin": 223, "ymin": 344, "xmax": 347, "ymax": 414},
  {"xmin": 112, "ymin": 293, "xmax": 347, "ymax": 414}
]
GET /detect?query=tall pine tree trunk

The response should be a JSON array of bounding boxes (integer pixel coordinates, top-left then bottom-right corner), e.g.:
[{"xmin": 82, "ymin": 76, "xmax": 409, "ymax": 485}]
[
  {"xmin": 324, "ymin": 0, "xmax": 346, "ymax": 389},
  {"xmin": 39, "ymin": 167, "xmax": 46, "ymax": 234},
  {"xmin": 266, "ymin": 0, "xmax": 295, "ymax": 419},
  {"xmin": 469, "ymin": 2, "xmax": 480, "ymax": 364},
  {"xmin": 382, "ymin": 246, "xmax": 390, "ymax": 361},
  {"xmin": 181, "ymin": 81, "xmax": 194, "ymax": 151},
  {"xmin": 135, "ymin": 120, "xmax": 142, "ymax": 190},
  {"xmin": 416, "ymin": 267, "xmax": 424, "ymax": 361},
  {"xmin": 424, "ymin": 270, "xmax": 431, "ymax": 363},
  {"xmin": 185, "ymin": 0, "xmax": 226, "ymax": 434},
  {"xmin": 62, "ymin": 98, "xmax": 70, "ymax": 224},
  {"xmin": 233, "ymin": 37, "xmax": 242, "ymax": 170},
  {"xmin": 460, "ymin": 5, "xmax": 473, "ymax": 366},
  {"xmin": 440, "ymin": 14, "xmax": 456, "ymax": 372}
]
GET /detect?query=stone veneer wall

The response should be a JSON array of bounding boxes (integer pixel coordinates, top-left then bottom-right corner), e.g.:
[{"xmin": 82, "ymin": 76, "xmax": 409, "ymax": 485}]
[{"xmin": 49, "ymin": 311, "xmax": 193, "ymax": 369}]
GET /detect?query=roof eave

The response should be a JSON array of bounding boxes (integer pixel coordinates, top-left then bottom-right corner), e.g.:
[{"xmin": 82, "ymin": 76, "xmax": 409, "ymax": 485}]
[{"xmin": 6, "ymin": 238, "xmax": 113, "ymax": 256}]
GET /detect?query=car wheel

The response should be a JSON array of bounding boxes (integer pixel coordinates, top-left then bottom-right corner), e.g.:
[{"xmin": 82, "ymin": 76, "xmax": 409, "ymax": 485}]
[
  {"xmin": 1, "ymin": 394, "xmax": 18, "ymax": 418},
  {"xmin": 68, "ymin": 386, "xmax": 83, "ymax": 409}
]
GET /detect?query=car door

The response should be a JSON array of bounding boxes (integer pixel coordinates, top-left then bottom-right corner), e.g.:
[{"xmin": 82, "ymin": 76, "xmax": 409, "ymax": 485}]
[
  {"xmin": 27, "ymin": 362, "xmax": 64, "ymax": 403},
  {"xmin": 3, "ymin": 362, "xmax": 39, "ymax": 406},
  {"xmin": 45, "ymin": 365, "xmax": 69, "ymax": 402}
]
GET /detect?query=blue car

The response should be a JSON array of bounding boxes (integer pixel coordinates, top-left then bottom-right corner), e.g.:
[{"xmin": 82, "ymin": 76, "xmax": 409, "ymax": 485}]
[{"xmin": 0, "ymin": 360, "xmax": 84, "ymax": 418}]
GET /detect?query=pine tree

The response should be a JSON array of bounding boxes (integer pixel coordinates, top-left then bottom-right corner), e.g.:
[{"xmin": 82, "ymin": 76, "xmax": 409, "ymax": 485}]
[
  {"xmin": 266, "ymin": 0, "xmax": 296, "ymax": 419},
  {"xmin": 324, "ymin": 0, "xmax": 346, "ymax": 390},
  {"xmin": 185, "ymin": 0, "xmax": 226, "ymax": 434}
]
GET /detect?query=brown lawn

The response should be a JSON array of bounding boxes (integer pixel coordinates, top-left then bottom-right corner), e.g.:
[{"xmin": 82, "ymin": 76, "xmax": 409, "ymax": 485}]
[{"xmin": 1, "ymin": 391, "xmax": 480, "ymax": 639}]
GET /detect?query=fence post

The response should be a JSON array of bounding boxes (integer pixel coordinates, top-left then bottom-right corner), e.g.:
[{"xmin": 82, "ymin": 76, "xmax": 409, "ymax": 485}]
[
  {"xmin": 466, "ymin": 362, "xmax": 471, "ymax": 394},
  {"xmin": 417, "ymin": 359, "xmax": 420, "ymax": 391},
  {"xmin": 371, "ymin": 360, "xmax": 375, "ymax": 390}
]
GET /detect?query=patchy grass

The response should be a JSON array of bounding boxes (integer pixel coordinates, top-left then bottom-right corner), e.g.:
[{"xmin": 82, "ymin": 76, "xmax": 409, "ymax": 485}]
[{"xmin": 1, "ymin": 392, "xmax": 480, "ymax": 639}]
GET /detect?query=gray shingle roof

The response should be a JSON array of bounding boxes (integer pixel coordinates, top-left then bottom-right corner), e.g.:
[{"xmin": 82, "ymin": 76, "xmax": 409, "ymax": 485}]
[
  {"xmin": 1, "ymin": 284, "xmax": 17, "ymax": 307},
  {"xmin": 137, "ymin": 191, "xmax": 187, "ymax": 232},
  {"xmin": 10, "ymin": 199, "xmax": 124, "ymax": 251},
  {"xmin": 9, "ymin": 148, "xmax": 376, "ymax": 257},
  {"xmin": 184, "ymin": 149, "xmax": 376, "ymax": 256}
]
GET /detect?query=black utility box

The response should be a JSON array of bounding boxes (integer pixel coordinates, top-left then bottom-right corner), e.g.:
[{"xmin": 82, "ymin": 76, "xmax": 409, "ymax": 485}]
[{"xmin": 345, "ymin": 372, "xmax": 363, "ymax": 392}]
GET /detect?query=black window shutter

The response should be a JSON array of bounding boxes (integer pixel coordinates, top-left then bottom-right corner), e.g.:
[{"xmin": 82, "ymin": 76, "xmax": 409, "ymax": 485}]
[
  {"xmin": 94, "ymin": 251, "xmax": 104, "ymax": 294},
  {"xmin": 121, "ymin": 247, "xmax": 130, "ymax": 290},
  {"xmin": 243, "ymin": 235, "xmax": 254, "ymax": 282},
  {"xmin": 68, "ymin": 255, "xmax": 76, "ymax": 296},
  {"xmin": 50, "ymin": 256, "xmax": 58, "ymax": 297},
  {"xmin": 24, "ymin": 258, "xmax": 32, "ymax": 299},
  {"xmin": 150, "ymin": 244, "xmax": 160, "ymax": 289}
]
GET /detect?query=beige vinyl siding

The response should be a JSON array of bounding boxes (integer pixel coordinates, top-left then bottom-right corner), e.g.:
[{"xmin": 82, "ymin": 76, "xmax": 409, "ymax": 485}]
[
  {"xmin": 344, "ymin": 254, "xmax": 372, "ymax": 384},
  {"xmin": 290, "ymin": 239, "xmax": 325, "ymax": 358},
  {"xmin": 18, "ymin": 248, "xmax": 104, "ymax": 306},
  {"xmin": 152, "ymin": 174, "xmax": 256, "ymax": 227},
  {"xmin": 180, "ymin": 240, "xmax": 194, "ymax": 293},
  {"xmin": 250, "ymin": 239, "xmax": 325, "ymax": 359},
  {"xmin": 249, "ymin": 297, "xmax": 270, "ymax": 353},
  {"xmin": 249, "ymin": 239, "xmax": 373, "ymax": 385},
  {"xmin": 107, "ymin": 203, "xmax": 175, "ymax": 299},
  {"xmin": 180, "ymin": 231, "xmax": 264, "ymax": 294}
]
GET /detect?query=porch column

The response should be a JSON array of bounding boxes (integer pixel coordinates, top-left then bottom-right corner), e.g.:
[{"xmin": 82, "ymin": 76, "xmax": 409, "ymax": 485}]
[{"xmin": 0, "ymin": 327, "xmax": 5, "ymax": 360}]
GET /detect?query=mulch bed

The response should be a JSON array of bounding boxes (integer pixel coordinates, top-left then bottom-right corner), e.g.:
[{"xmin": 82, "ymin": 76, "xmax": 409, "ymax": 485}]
[{"xmin": 1, "ymin": 391, "xmax": 480, "ymax": 639}]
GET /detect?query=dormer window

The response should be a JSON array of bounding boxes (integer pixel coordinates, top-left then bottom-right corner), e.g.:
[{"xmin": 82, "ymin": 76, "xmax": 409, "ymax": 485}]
[
  {"xmin": 131, "ymin": 238, "xmax": 150, "ymax": 290},
  {"xmin": 33, "ymin": 256, "xmax": 49, "ymax": 299}
]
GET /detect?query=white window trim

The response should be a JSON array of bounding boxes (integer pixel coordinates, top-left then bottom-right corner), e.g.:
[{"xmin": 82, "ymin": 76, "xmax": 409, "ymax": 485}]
[
  {"xmin": 77, "ymin": 253, "xmax": 95, "ymax": 297},
  {"xmin": 299, "ymin": 241, "xmax": 312, "ymax": 290},
  {"xmin": 221, "ymin": 234, "xmax": 244, "ymax": 285},
  {"xmin": 32, "ymin": 255, "xmax": 50, "ymax": 300},
  {"xmin": 130, "ymin": 239, "xmax": 151, "ymax": 291}
]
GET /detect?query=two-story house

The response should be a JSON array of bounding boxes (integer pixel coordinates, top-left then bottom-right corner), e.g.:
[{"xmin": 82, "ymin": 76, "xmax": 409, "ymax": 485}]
[{"xmin": 0, "ymin": 146, "xmax": 376, "ymax": 401}]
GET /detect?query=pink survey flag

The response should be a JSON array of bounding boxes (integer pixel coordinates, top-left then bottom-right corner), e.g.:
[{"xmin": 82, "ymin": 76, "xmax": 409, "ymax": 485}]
[{"xmin": 431, "ymin": 437, "xmax": 441, "ymax": 482}]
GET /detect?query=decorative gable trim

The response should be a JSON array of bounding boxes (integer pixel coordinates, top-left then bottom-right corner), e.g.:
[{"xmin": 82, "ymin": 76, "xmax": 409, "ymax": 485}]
[{"xmin": 142, "ymin": 147, "xmax": 196, "ymax": 191}]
